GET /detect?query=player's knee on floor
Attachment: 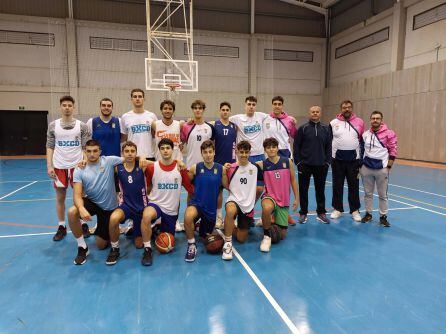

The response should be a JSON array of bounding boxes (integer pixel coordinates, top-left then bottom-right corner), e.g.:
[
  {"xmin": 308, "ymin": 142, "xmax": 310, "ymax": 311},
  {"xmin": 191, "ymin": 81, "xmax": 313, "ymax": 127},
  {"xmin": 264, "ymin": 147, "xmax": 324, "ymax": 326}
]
[{"xmin": 235, "ymin": 228, "xmax": 249, "ymax": 243}]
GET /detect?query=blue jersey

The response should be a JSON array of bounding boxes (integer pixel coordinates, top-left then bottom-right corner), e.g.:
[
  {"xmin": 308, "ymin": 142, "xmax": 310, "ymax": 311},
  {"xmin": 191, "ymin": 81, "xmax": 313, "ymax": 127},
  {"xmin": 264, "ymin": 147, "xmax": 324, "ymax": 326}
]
[
  {"xmin": 190, "ymin": 162, "xmax": 223, "ymax": 220},
  {"xmin": 214, "ymin": 120, "xmax": 236, "ymax": 165},
  {"xmin": 117, "ymin": 164, "xmax": 148, "ymax": 213},
  {"xmin": 92, "ymin": 116, "xmax": 121, "ymax": 156}
]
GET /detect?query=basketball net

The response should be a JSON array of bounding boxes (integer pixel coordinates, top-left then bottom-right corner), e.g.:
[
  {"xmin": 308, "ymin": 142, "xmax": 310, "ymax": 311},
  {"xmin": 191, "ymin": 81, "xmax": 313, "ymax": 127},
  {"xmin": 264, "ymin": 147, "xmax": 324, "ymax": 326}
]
[{"xmin": 165, "ymin": 83, "xmax": 181, "ymax": 99}]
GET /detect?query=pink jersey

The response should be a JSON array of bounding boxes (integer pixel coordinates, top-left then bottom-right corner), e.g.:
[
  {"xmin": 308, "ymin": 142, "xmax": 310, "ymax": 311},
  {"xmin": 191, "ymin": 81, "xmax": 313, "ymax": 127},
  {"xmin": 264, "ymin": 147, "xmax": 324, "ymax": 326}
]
[{"xmin": 262, "ymin": 157, "xmax": 291, "ymax": 207}]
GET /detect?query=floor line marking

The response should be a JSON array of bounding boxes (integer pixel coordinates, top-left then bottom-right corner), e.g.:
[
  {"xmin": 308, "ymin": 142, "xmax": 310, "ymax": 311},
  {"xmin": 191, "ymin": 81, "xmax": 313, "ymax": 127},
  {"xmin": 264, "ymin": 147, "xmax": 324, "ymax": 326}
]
[
  {"xmin": 0, "ymin": 222, "xmax": 55, "ymax": 229},
  {"xmin": 0, "ymin": 231, "xmax": 72, "ymax": 239},
  {"xmin": 0, "ymin": 197, "xmax": 73, "ymax": 203},
  {"xmin": 388, "ymin": 183, "xmax": 446, "ymax": 198},
  {"xmin": 0, "ymin": 181, "xmax": 37, "ymax": 200},
  {"xmin": 0, "ymin": 180, "xmax": 51, "ymax": 184},
  {"xmin": 216, "ymin": 230, "xmax": 301, "ymax": 334}
]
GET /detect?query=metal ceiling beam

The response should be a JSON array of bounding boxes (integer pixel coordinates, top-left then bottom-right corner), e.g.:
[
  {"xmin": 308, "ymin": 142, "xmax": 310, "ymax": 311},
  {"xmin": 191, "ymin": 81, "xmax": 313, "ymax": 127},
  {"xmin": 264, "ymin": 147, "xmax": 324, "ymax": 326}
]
[{"xmin": 279, "ymin": 0, "xmax": 327, "ymax": 16}]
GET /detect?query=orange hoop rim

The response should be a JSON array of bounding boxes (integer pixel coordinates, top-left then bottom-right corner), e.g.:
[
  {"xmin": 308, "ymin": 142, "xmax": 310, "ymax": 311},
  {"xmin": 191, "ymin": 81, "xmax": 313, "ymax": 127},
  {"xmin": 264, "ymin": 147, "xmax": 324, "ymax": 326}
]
[{"xmin": 165, "ymin": 83, "xmax": 182, "ymax": 91}]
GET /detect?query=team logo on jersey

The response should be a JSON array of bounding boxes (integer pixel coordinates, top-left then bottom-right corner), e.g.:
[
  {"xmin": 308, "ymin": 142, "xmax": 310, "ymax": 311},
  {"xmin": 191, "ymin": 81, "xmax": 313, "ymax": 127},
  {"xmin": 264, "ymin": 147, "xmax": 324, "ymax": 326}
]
[
  {"xmin": 244, "ymin": 124, "xmax": 261, "ymax": 134},
  {"xmin": 283, "ymin": 162, "xmax": 286, "ymax": 168},
  {"xmin": 131, "ymin": 124, "xmax": 150, "ymax": 133},
  {"xmin": 99, "ymin": 166, "xmax": 105, "ymax": 173},
  {"xmin": 96, "ymin": 123, "xmax": 101, "ymax": 128},
  {"xmin": 174, "ymin": 178, "xmax": 179, "ymax": 184},
  {"xmin": 204, "ymin": 129, "xmax": 208, "ymax": 133},
  {"xmin": 214, "ymin": 168, "xmax": 218, "ymax": 174},
  {"xmin": 265, "ymin": 123, "xmax": 270, "ymax": 129},
  {"xmin": 200, "ymin": 169, "xmax": 204, "ymax": 174},
  {"xmin": 112, "ymin": 123, "xmax": 116, "ymax": 128},
  {"xmin": 335, "ymin": 125, "xmax": 339, "ymax": 130},
  {"xmin": 249, "ymin": 169, "xmax": 253, "ymax": 175}
]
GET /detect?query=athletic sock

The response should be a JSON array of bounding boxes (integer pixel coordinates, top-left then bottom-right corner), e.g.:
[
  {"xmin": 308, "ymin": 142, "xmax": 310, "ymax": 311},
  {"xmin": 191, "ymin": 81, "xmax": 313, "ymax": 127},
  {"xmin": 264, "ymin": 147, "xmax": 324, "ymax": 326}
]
[
  {"xmin": 58, "ymin": 221, "xmax": 66, "ymax": 227},
  {"xmin": 263, "ymin": 229, "xmax": 271, "ymax": 237},
  {"xmin": 217, "ymin": 208, "xmax": 222, "ymax": 218},
  {"xmin": 224, "ymin": 235, "xmax": 232, "ymax": 243},
  {"xmin": 143, "ymin": 241, "xmax": 151, "ymax": 248},
  {"xmin": 111, "ymin": 241, "xmax": 119, "ymax": 249},
  {"xmin": 188, "ymin": 238, "xmax": 196, "ymax": 244},
  {"xmin": 76, "ymin": 236, "xmax": 87, "ymax": 249}
]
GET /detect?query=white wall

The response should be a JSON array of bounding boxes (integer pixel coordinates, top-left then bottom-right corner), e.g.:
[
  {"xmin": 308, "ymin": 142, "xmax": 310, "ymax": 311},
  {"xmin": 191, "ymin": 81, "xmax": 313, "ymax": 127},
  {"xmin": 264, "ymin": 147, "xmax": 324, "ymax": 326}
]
[{"xmin": 403, "ymin": 0, "xmax": 446, "ymax": 69}]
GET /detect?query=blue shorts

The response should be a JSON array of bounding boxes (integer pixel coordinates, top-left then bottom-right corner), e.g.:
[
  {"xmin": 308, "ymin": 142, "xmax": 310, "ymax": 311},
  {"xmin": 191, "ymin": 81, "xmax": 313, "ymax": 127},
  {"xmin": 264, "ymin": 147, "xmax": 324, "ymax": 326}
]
[
  {"xmin": 118, "ymin": 203, "xmax": 143, "ymax": 236},
  {"xmin": 190, "ymin": 204, "xmax": 216, "ymax": 238},
  {"xmin": 278, "ymin": 149, "xmax": 291, "ymax": 159},
  {"xmin": 148, "ymin": 203, "xmax": 178, "ymax": 235},
  {"xmin": 248, "ymin": 154, "xmax": 265, "ymax": 163}
]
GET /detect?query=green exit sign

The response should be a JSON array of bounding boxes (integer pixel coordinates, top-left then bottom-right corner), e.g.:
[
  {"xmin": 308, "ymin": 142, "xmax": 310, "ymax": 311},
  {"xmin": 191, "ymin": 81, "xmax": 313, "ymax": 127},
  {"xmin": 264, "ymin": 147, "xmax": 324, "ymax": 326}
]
[{"xmin": 18, "ymin": 106, "xmax": 25, "ymax": 110}]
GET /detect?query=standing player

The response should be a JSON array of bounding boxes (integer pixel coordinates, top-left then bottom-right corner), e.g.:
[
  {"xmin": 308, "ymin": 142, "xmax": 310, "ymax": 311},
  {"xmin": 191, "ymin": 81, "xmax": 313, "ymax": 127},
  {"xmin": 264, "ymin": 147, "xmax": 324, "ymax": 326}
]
[
  {"xmin": 221, "ymin": 141, "xmax": 264, "ymax": 261},
  {"xmin": 152, "ymin": 99, "xmax": 183, "ymax": 161},
  {"xmin": 213, "ymin": 102, "xmax": 237, "ymax": 228},
  {"xmin": 262, "ymin": 96, "xmax": 297, "ymax": 158},
  {"xmin": 140, "ymin": 138, "xmax": 194, "ymax": 266},
  {"xmin": 360, "ymin": 111, "xmax": 397, "ymax": 227},
  {"xmin": 67, "ymin": 140, "xmax": 125, "ymax": 265},
  {"xmin": 229, "ymin": 96, "xmax": 268, "ymax": 163},
  {"xmin": 120, "ymin": 88, "xmax": 158, "ymax": 161},
  {"xmin": 86, "ymin": 98, "xmax": 121, "ymax": 157},
  {"xmin": 183, "ymin": 140, "xmax": 228, "ymax": 262},
  {"xmin": 257, "ymin": 138, "xmax": 298, "ymax": 252},
  {"xmin": 106, "ymin": 141, "xmax": 148, "ymax": 265},
  {"xmin": 181, "ymin": 100, "xmax": 215, "ymax": 168},
  {"xmin": 46, "ymin": 95, "xmax": 90, "ymax": 241},
  {"xmin": 330, "ymin": 100, "xmax": 364, "ymax": 222}
]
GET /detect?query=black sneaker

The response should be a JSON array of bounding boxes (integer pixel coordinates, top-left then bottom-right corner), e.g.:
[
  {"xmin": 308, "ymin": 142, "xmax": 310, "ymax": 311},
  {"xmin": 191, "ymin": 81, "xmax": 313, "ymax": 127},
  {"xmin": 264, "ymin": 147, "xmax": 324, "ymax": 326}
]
[
  {"xmin": 185, "ymin": 243, "xmax": 197, "ymax": 262},
  {"xmin": 74, "ymin": 246, "xmax": 89, "ymax": 265},
  {"xmin": 53, "ymin": 225, "xmax": 67, "ymax": 241},
  {"xmin": 298, "ymin": 214, "xmax": 307, "ymax": 224},
  {"xmin": 361, "ymin": 212, "xmax": 373, "ymax": 223},
  {"xmin": 316, "ymin": 213, "xmax": 330, "ymax": 224},
  {"xmin": 82, "ymin": 223, "xmax": 91, "ymax": 238},
  {"xmin": 141, "ymin": 247, "xmax": 153, "ymax": 266},
  {"xmin": 379, "ymin": 215, "xmax": 390, "ymax": 227},
  {"xmin": 106, "ymin": 247, "xmax": 120, "ymax": 265}
]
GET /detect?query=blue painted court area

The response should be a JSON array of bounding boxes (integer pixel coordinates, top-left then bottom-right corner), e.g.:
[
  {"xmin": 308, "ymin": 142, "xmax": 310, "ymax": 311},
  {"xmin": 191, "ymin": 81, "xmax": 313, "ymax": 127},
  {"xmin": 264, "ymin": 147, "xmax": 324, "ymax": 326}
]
[{"xmin": 0, "ymin": 159, "xmax": 445, "ymax": 334}]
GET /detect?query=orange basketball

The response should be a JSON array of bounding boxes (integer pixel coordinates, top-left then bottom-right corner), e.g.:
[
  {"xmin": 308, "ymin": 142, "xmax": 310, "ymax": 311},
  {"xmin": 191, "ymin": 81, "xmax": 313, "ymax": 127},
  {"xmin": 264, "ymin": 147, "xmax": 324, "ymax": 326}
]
[{"xmin": 155, "ymin": 232, "xmax": 175, "ymax": 254}]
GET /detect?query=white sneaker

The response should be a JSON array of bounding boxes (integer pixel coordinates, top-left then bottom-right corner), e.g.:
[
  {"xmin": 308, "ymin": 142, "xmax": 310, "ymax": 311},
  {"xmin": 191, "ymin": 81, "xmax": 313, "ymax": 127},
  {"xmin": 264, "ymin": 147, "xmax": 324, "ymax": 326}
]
[
  {"xmin": 222, "ymin": 242, "xmax": 233, "ymax": 260},
  {"xmin": 215, "ymin": 216, "xmax": 224, "ymax": 230},
  {"xmin": 352, "ymin": 211, "xmax": 361, "ymax": 222},
  {"xmin": 175, "ymin": 220, "xmax": 184, "ymax": 232},
  {"xmin": 260, "ymin": 236, "xmax": 271, "ymax": 252},
  {"xmin": 330, "ymin": 210, "xmax": 342, "ymax": 219}
]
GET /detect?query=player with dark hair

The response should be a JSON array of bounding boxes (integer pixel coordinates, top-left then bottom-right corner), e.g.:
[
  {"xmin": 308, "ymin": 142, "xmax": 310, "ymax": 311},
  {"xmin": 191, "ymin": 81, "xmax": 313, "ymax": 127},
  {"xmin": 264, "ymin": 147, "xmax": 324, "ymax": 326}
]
[
  {"xmin": 221, "ymin": 141, "xmax": 264, "ymax": 261},
  {"xmin": 140, "ymin": 138, "xmax": 194, "ymax": 266},
  {"xmin": 183, "ymin": 140, "xmax": 228, "ymax": 262}
]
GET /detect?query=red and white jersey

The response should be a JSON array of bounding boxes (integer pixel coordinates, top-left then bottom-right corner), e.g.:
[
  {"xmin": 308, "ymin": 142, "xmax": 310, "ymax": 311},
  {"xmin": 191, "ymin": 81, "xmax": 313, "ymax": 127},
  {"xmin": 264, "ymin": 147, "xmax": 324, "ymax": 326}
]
[
  {"xmin": 120, "ymin": 110, "xmax": 158, "ymax": 158},
  {"xmin": 226, "ymin": 162, "xmax": 263, "ymax": 214},
  {"xmin": 181, "ymin": 122, "xmax": 215, "ymax": 168},
  {"xmin": 145, "ymin": 161, "xmax": 193, "ymax": 216},
  {"xmin": 154, "ymin": 120, "xmax": 182, "ymax": 161},
  {"xmin": 53, "ymin": 119, "xmax": 83, "ymax": 169}
]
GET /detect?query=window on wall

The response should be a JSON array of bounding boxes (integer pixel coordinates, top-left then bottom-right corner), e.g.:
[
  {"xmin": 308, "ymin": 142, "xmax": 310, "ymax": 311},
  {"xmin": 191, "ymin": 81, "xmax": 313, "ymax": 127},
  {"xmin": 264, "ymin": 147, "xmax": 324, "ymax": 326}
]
[
  {"xmin": 90, "ymin": 36, "xmax": 153, "ymax": 53},
  {"xmin": 0, "ymin": 30, "xmax": 55, "ymax": 46},
  {"xmin": 335, "ymin": 27, "xmax": 389, "ymax": 59},
  {"xmin": 184, "ymin": 43, "xmax": 239, "ymax": 58},
  {"xmin": 413, "ymin": 3, "xmax": 446, "ymax": 30},
  {"xmin": 264, "ymin": 49, "xmax": 313, "ymax": 62}
]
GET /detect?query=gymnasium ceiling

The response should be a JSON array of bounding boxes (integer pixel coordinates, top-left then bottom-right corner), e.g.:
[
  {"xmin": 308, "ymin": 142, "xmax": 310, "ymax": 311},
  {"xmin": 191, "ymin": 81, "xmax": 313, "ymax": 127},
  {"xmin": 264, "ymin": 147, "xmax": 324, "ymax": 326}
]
[{"xmin": 0, "ymin": 0, "xmax": 396, "ymax": 37}]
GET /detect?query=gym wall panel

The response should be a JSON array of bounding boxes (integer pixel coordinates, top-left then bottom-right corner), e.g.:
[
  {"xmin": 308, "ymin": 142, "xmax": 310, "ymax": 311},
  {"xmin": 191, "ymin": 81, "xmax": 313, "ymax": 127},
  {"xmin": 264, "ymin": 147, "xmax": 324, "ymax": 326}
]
[{"xmin": 404, "ymin": 0, "xmax": 446, "ymax": 69}]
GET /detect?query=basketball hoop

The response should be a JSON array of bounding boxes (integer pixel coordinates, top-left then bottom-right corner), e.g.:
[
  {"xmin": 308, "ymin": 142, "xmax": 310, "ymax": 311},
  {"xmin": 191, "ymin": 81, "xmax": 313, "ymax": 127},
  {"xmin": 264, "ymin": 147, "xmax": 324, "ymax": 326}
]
[{"xmin": 165, "ymin": 83, "xmax": 181, "ymax": 97}]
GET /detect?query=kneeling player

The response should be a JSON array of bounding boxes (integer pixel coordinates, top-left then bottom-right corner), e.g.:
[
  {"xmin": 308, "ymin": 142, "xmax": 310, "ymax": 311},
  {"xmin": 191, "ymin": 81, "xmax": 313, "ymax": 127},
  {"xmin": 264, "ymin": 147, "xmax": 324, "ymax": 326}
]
[
  {"xmin": 257, "ymin": 138, "xmax": 298, "ymax": 252},
  {"xmin": 222, "ymin": 141, "xmax": 264, "ymax": 260},
  {"xmin": 140, "ymin": 138, "xmax": 194, "ymax": 266},
  {"xmin": 183, "ymin": 140, "xmax": 228, "ymax": 262},
  {"xmin": 106, "ymin": 141, "xmax": 148, "ymax": 265}
]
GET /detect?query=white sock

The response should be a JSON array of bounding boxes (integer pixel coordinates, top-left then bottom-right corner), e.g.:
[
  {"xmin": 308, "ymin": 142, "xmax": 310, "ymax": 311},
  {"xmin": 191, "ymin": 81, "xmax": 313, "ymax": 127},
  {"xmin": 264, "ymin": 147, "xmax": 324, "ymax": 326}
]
[
  {"xmin": 76, "ymin": 236, "xmax": 87, "ymax": 249},
  {"xmin": 224, "ymin": 236, "xmax": 232, "ymax": 243},
  {"xmin": 58, "ymin": 221, "xmax": 65, "ymax": 227},
  {"xmin": 217, "ymin": 209, "xmax": 222, "ymax": 218},
  {"xmin": 111, "ymin": 241, "xmax": 119, "ymax": 248},
  {"xmin": 188, "ymin": 238, "xmax": 196, "ymax": 244},
  {"xmin": 143, "ymin": 241, "xmax": 151, "ymax": 248}
]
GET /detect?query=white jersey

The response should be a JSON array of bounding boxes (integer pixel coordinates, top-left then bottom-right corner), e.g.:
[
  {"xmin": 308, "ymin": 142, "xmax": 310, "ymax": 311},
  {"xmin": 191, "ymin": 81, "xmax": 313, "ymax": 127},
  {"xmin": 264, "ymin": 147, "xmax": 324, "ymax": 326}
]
[
  {"xmin": 263, "ymin": 115, "xmax": 291, "ymax": 151},
  {"xmin": 229, "ymin": 112, "xmax": 268, "ymax": 156},
  {"xmin": 53, "ymin": 119, "xmax": 83, "ymax": 169},
  {"xmin": 154, "ymin": 120, "xmax": 182, "ymax": 161},
  {"xmin": 120, "ymin": 110, "xmax": 158, "ymax": 158},
  {"xmin": 183, "ymin": 122, "xmax": 214, "ymax": 168},
  {"xmin": 148, "ymin": 161, "xmax": 182, "ymax": 216},
  {"xmin": 226, "ymin": 162, "xmax": 262, "ymax": 213}
]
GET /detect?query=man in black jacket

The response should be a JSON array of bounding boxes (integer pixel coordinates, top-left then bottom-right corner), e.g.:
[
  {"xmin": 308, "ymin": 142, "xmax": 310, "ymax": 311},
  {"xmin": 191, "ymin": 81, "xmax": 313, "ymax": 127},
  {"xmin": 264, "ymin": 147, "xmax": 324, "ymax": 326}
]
[{"xmin": 293, "ymin": 106, "xmax": 332, "ymax": 224}]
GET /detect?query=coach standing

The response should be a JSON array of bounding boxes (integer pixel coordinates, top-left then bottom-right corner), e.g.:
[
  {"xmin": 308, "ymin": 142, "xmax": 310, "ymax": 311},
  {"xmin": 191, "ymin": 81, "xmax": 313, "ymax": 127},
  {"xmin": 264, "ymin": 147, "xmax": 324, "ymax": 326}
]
[
  {"xmin": 294, "ymin": 106, "xmax": 332, "ymax": 224},
  {"xmin": 360, "ymin": 111, "xmax": 397, "ymax": 227},
  {"xmin": 330, "ymin": 100, "xmax": 364, "ymax": 222}
]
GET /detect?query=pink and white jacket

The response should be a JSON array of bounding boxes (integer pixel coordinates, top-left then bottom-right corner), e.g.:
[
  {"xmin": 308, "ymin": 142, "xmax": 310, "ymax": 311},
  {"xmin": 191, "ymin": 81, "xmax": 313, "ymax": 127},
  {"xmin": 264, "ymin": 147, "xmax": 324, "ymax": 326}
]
[
  {"xmin": 330, "ymin": 113, "xmax": 365, "ymax": 161},
  {"xmin": 362, "ymin": 123, "xmax": 397, "ymax": 169},
  {"xmin": 263, "ymin": 111, "xmax": 297, "ymax": 153}
]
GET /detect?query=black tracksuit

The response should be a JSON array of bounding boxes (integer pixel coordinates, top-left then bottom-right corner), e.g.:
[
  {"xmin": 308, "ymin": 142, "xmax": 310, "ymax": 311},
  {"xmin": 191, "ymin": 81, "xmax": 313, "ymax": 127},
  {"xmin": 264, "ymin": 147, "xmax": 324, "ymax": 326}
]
[{"xmin": 294, "ymin": 121, "xmax": 332, "ymax": 215}]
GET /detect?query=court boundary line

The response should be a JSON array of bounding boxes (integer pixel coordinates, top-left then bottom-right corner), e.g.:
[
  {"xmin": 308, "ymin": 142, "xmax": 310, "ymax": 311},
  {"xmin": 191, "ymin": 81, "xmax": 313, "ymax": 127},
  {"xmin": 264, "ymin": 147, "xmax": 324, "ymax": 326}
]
[
  {"xmin": 216, "ymin": 230, "xmax": 301, "ymax": 334},
  {"xmin": 388, "ymin": 183, "xmax": 446, "ymax": 198},
  {"xmin": 0, "ymin": 181, "xmax": 37, "ymax": 200},
  {"xmin": 0, "ymin": 231, "xmax": 71, "ymax": 239}
]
